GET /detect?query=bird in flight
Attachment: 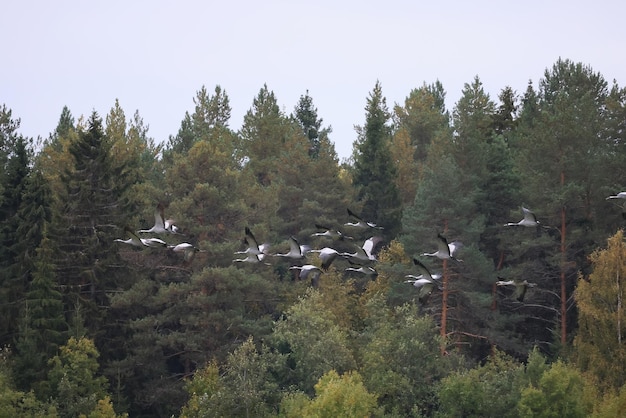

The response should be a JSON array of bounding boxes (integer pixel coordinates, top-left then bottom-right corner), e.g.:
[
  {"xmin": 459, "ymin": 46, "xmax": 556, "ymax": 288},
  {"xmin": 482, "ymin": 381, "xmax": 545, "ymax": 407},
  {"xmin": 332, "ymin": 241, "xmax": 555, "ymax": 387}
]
[
  {"xmin": 289, "ymin": 264, "xmax": 323, "ymax": 287},
  {"xmin": 311, "ymin": 224, "xmax": 353, "ymax": 241},
  {"xmin": 344, "ymin": 208, "xmax": 383, "ymax": 230},
  {"xmin": 606, "ymin": 191, "xmax": 626, "ymax": 200},
  {"xmin": 495, "ymin": 278, "xmax": 537, "ymax": 302},
  {"xmin": 340, "ymin": 236, "xmax": 383, "ymax": 264},
  {"xmin": 235, "ymin": 227, "xmax": 270, "ymax": 257},
  {"xmin": 309, "ymin": 247, "xmax": 342, "ymax": 271},
  {"xmin": 504, "ymin": 206, "xmax": 540, "ymax": 227},
  {"xmin": 422, "ymin": 234, "xmax": 463, "ymax": 261},
  {"xmin": 273, "ymin": 236, "xmax": 311, "ymax": 260},
  {"xmin": 405, "ymin": 259, "xmax": 442, "ymax": 304},
  {"xmin": 139, "ymin": 203, "xmax": 181, "ymax": 234},
  {"xmin": 115, "ymin": 226, "xmax": 167, "ymax": 248}
]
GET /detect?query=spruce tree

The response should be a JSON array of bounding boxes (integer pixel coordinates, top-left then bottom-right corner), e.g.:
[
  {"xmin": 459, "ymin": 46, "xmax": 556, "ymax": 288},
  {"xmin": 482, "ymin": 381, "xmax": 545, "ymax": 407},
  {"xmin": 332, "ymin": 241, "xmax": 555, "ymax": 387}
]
[
  {"xmin": 48, "ymin": 105, "xmax": 75, "ymax": 151},
  {"xmin": 52, "ymin": 111, "xmax": 131, "ymax": 336},
  {"xmin": 292, "ymin": 90, "xmax": 332, "ymax": 158},
  {"xmin": 13, "ymin": 231, "xmax": 67, "ymax": 393},
  {"xmin": 0, "ymin": 133, "xmax": 32, "ymax": 347},
  {"xmin": 351, "ymin": 81, "xmax": 402, "ymax": 238}
]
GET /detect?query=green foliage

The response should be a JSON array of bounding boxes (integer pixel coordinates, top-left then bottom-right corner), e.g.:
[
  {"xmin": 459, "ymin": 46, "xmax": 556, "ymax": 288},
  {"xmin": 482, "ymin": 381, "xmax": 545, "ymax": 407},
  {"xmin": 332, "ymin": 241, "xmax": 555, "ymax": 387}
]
[
  {"xmin": 292, "ymin": 90, "xmax": 332, "ymax": 158},
  {"xmin": 180, "ymin": 337, "xmax": 278, "ymax": 417},
  {"xmin": 238, "ymin": 84, "xmax": 292, "ymax": 187},
  {"xmin": 517, "ymin": 360, "xmax": 595, "ymax": 418},
  {"xmin": 592, "ymin": 383, "xmax": 626, "ymax": 418},
  {"xmin": 46, "ymin": 337, "xmax": 110, "ymax": 418},
  {"xmin": 85, "ymin": 396, "xmax": 128, "ymax": 418},
  {"xmin": 165, "ymin": 85, "xmax": 232, "ymax": 158},
  {"xmin": 279, "ymin": 370, "xmax": 377, "ymax": 418},
  {"xmin": 351, "ymin": 80, "xmax": 402, "ymax": 238},
  {"xmin": 0, "ymin": 133, "xmax": 32, "ymax": 347},
  {"xmin": 52, "ymin": 111, "xmax": 134, "ymax": 335},
  {"xmin": 3, "ymin": 61, "xmax": 626, "ymax": 416},
  {"xmin": 12, "ymin": 233, "xmax": 67, "ymax": 392},
  {"xmin": 0, "ymin": 349, "xmax": 58, "ymax": 418},
  {"xmin": 179, "ymin": 361, "xmax": 221, "ymax": 418},
  {"xmin": 359, "ymin": 298, "xmax": 453, "ymax": 416},
  {"xmin": 271, "ymin": 288, "xmax": 356, "ymax": 394},
  {"xmin": 391, "ymin": 82, "xmax": 451, "ymax": 206},
  {"xmin": 574, "ymin": 230, "xmax": 626, "ymax": 390},
  {"xmin": 436, "ymin": 350, "xmax": 524, "ymax": 418}
]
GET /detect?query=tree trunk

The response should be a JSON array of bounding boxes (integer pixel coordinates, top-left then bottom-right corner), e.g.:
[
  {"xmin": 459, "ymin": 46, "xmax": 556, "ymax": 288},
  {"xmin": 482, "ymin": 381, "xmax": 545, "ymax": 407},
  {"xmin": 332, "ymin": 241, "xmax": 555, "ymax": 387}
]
[
  {"xmin": 440, "ymin": 220, "xmax": 449, "ymax": 355},
  {"xmin": 560, "ymin": 169, "xmax": 567, "ymax": 345}
]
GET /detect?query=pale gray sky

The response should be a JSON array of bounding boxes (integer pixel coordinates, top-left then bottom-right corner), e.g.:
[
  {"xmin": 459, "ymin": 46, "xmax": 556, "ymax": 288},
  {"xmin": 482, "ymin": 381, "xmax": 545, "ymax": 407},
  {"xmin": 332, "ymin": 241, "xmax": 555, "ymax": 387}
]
[{"xmin": 2, "ymin": 0, "xmax": 625, "ymax": 160}]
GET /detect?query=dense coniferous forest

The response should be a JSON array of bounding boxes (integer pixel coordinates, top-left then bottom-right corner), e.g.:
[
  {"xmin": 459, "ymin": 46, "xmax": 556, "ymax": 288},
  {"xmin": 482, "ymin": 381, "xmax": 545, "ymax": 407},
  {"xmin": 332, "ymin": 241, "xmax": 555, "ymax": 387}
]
[{"xmin": 2, "ymin": 58, "xmax": 626, "ymax": 417}]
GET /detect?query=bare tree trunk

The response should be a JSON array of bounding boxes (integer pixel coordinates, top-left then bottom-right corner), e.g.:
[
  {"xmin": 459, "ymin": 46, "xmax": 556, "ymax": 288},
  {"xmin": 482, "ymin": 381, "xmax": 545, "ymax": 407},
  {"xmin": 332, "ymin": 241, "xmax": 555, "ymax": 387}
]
[
  {"xmin": 560, "ymin": 169, "xmax": 567, "ymax": 345},
  {"xmin": 441, "ymin": 258, "xmax": 449, "ymax": 355},
  {"xmin": 440, "ymin": 220, "xmax": 449, "ymax": 355},
  {"xmin": 617, "ymin": 261, "xmax": 622, "ymax": 346}
]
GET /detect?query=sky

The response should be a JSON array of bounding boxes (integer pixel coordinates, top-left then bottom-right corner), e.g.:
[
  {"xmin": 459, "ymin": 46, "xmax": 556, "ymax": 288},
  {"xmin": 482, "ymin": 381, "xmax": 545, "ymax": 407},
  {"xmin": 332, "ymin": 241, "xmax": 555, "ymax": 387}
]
[{"xmin": 2, "ymin": 0, "xmax": 625, "ymax": 160}]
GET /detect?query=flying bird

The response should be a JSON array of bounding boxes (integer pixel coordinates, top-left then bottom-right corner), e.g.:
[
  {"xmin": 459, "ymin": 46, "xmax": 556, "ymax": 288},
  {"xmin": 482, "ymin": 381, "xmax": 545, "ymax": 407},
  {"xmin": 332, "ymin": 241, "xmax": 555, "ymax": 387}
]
[
  {"xmin": 273, "ymin": 236, "xmax": 311, "ymax": 260},
  {"xmin": 606, "ymin": 192, "xmax": 626, "ymax": 218},
  {"xmin": 495, "ymin": 278, "xmax": 537, "ymax": 302},
  {"xmin": 345, "ymin": 265, "xmax": 378, "ymax": 278},
  {"xmin": 141, "ymin": 237, "xmax": 168, "ymax": 248},
  {"xmin": 168, "ymin": 242, "xmax": 200, "ymax": 262},
  {"xmin": 311, "ymin": 224, "xmax": 353, "ymax": 241},
  {"xmin": 289, "ymin": 264, "xmax": 323, "ymax": 287},
  {"xmin": 340, "ymin": 236, "xmax": 383, "ymax": 264},
  {"xmin": 235, "ymin": 227, "xmax": 270, "ymax": 256},
  {"xmin": 115, "ymin": 227, "xmax": 167, "ymax": 248},
  {"xmin": 606, "ymin": 191, "xmax": 626, "ymax": 200},
  {"xmin": 422, "ymin": 234, "xmax": 463, "ymax": 261},
  {"xmin": 164, "ymin": 218, "xmax": 182, "ymax": 234},
  {"xmin": 504, "ymin": 206, "xmax": 540, "ymax": 227},
  {"xmin": 309, "ymin": 247, "xmax": 342, "ymax": 270},
  {"xmin": 233, "ymin": 253, "xmax": 267, "ymax": 264},
  {"xmin": 344, "ymin": 208, "xmax": 384, "ymax": 230},
  {"xmin": 114, "ymin": 228, "xmax": 145, "ymax": 248},
  {"xmin": 405, "ymin": 258, "xmax": 441, "ymax": 282},
  {"xmin": 404, "ymin": 259, "xmax": 442, "ymax": 304},
  {"xmin": 138, "ymin": 203, "xmax": 179, "ymax": 234}
]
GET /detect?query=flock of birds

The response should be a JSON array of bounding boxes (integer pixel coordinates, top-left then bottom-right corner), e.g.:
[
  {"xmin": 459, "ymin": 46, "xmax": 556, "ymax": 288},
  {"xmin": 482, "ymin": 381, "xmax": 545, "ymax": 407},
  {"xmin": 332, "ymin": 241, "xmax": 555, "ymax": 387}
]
[
  {"xmin": 114, "ymin": 203, "xmax": 201, "ymax": 262},
  {"xmin": 115, "ymin": 190, "xmax": 626, "ymax": 303},
  {"xmin": 401, "ymin": 201, "xmax": 563, "ymax": 304},
  {"xmin": 232, "ymin": 209, "xmax": 385, "ymax": 287}
]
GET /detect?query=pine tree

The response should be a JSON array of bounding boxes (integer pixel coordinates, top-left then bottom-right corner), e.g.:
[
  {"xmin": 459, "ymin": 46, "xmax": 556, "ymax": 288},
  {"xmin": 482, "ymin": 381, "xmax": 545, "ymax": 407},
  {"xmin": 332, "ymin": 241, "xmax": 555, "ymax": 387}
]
[
  {"xmin": 165, "ymin": 85, "xmax": 231, "ymax": 160},
  {"xmin": 351, "ymin": 81, "xmax": 402, "ymax": 238},
  {"xmin": 514, "ymin": 59, "xmax": 611, "ymax": 346},
  {"xmin": 238, "ymin": 84, "xmax": 292, "ymax": 187},
  {"xmin": 391, "ymin": 82, "xmax": 451, "ymax": 205}
]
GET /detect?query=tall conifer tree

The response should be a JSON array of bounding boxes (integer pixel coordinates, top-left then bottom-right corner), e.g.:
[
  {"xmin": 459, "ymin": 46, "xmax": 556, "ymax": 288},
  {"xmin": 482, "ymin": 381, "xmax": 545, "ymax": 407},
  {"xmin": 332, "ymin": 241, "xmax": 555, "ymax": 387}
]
[
  {"xmin": 52, "ymin": 111, "xmax": 131, "ymax": 335},
  {"xmin": 0, "ymin": 132, "xmax": 31, "ymax": 347},
  {"xmin": 351, "ymin": 81, "xmax": 402, "ymax": 238},
  {"xmin": 515, "ymin": 59, "xmax": 610, "ymax": 345}
]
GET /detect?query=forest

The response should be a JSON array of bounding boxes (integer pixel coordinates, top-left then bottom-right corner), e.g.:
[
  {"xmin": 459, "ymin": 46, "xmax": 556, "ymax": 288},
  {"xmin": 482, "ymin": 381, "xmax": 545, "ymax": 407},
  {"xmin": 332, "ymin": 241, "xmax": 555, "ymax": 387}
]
[{"xmin": 1, "ymin": 57, "xmax": 626, "ymax": 417}]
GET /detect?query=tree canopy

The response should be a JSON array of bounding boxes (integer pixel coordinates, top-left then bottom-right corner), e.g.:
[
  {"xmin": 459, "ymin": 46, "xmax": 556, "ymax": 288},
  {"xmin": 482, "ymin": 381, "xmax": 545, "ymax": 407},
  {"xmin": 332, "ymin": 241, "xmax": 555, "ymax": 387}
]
[{"xmin": 1, "ymin": 57, "xmax": 626, "ymax": 417}]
